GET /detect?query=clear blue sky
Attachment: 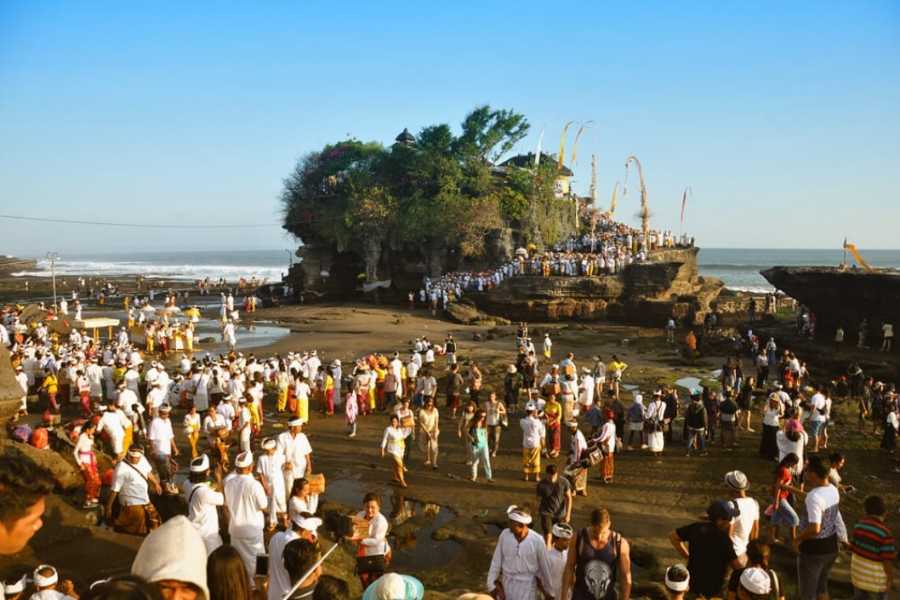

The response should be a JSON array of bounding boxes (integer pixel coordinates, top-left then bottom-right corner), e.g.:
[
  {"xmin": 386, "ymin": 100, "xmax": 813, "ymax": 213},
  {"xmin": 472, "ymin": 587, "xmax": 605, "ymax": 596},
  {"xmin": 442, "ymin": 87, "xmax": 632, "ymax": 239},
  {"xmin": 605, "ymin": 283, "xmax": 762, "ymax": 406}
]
[{"xmin": 2, "ymin": 2, "xmax": 899, "ymax": 256}]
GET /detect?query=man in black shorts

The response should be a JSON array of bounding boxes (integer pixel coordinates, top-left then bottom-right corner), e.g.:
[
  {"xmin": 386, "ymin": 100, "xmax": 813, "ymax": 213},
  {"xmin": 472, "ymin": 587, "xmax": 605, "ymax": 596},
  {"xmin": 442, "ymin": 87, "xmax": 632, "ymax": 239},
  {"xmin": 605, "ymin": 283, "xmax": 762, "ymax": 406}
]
[{"xmin": 536, "ymin": 464, "xmax": 572, "ymax": 546}]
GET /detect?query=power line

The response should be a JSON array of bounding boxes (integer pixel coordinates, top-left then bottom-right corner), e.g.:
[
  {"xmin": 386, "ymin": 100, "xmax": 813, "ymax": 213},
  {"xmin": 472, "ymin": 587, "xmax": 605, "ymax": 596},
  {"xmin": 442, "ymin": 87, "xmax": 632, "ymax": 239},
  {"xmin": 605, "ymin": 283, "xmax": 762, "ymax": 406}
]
[{"xmin": 0, "ymin": 214, "xmax": 281, "ymax": 229}]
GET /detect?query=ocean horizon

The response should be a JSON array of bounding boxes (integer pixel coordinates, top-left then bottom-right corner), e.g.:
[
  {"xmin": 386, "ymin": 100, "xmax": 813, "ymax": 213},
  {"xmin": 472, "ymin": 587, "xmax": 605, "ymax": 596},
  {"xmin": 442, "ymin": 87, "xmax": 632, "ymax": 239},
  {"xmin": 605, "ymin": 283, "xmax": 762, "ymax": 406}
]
[{"xmin": 11, "ymin": 247, "xmax": 900, "ymax": 293}]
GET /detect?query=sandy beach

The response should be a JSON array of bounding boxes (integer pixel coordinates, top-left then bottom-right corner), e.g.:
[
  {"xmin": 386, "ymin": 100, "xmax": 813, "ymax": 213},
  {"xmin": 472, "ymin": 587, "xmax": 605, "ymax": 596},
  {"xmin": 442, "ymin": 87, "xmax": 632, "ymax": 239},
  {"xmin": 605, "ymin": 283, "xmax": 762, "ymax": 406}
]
[{"xmin": 7, "ymin": 300, "xmax": 899, "ymax": 598}]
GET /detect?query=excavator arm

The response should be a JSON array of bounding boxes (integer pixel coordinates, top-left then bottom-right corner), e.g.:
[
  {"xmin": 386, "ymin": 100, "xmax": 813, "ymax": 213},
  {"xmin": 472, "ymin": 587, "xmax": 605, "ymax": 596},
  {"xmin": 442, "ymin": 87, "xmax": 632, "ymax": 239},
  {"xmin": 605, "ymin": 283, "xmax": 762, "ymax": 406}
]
[{"xmin": 843, "ymin": 241, "xmax": 874, "ymax": 272}]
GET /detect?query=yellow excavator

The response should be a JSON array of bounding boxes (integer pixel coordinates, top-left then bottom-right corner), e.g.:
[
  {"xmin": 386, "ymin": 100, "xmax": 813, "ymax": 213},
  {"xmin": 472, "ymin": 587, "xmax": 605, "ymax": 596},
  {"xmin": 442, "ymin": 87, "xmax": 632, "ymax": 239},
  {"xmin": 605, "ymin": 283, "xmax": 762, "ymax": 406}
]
[{"xmin": 842, "ymin": 239, "xmax": 874, "ymax": 272}]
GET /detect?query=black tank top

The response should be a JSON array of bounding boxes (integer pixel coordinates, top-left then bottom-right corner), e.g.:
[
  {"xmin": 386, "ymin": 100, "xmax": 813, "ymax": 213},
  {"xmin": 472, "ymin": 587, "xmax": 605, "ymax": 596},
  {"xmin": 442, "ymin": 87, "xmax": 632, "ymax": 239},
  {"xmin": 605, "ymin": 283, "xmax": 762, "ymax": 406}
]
[{"xmin": 573, "ymin": 527, "xmax": 620, "ymax": 600}]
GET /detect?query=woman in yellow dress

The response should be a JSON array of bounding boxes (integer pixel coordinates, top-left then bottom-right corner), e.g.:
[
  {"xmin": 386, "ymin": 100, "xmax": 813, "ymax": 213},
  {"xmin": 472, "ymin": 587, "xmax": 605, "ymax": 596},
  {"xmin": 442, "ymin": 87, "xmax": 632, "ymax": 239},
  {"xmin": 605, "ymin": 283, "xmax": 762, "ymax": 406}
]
[
  {"xmin": 185, "ymin": 322, "xmax": 194, "ymax": 354},
  {"xmin": 276, "ymin": 364, "xmax": 290, "ymax": 412}
]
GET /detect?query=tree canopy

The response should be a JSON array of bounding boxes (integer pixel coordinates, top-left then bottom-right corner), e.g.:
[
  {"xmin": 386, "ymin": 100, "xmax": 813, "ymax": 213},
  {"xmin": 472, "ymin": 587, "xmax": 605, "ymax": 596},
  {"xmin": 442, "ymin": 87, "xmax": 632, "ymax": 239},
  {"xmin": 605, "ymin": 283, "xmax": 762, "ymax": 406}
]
[{"xmin": 281, "ymin": 105, "xmax": 574, "ymax": 278}]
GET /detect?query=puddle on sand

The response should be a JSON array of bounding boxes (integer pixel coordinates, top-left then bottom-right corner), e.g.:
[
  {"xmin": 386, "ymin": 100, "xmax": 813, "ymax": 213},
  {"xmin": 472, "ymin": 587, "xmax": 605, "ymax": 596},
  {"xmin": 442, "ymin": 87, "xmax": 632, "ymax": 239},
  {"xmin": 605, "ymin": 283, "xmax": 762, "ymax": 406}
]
[
  {"xmin": 675, "ymin": 376, "xmax": 701, "ymax": 390},
  {"xmin": 388, "ymin": 493, "xmax": 462, "ymax": 571},
  {"xmin": 323, "ymin": 480, "xmax": 462, "ymax": 570}
]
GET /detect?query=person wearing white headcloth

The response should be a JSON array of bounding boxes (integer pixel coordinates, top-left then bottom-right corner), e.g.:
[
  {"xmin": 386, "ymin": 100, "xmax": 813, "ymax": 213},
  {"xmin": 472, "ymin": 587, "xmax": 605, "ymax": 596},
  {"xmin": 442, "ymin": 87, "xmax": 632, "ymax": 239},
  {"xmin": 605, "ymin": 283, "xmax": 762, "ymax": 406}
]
[
  {"xmin": 267, "ymin": 513, "xmax": 323, "ymax": 600},
  {"xmin": 256, "ymin": 438, "xmax": 287, "ymax": 530},
  {"xmin": 646, "ymin": 390, "xmax": 666, "ymax": 457},
  {"xmin": 663, "ymin": 564, "xmax": 689, "ymax": 600},
  {"xmin": 486, "ymin": 505, "xmax": 555, "ymax": 600},
  {"xmin": 548, "ymin": 523, "xmax": 574, "ymax": 600},
  {"xmin": 131, "ymin": 515, "xmax": 210, "ymax": 600},
  {"xmin": 4, "ymin": 573, "xmax": 28, "ymax": 600},
  {"xmin": 106, "ymin": 446, "xmax": 162, "ymax": 536},
  {"xmin": 237, "ymin": 396, "xmax": 253, "ymax": 455},
  {"xmin": 183, "ymin": 454, "xmax": 225, "ymax": 555},
  {"xmin": 625, "ymin": 393, "xmax": 645, "ymax": 450},
  {"xmin": 27, "ymin": 566, "xmax": 75, "ymax": 600},
  {"xmin": 520, "ymin": 403, "xmax": 545, "ymax": 482},
  {"xmin": 734, "ymin": 566, "xmax": 772, "ymax": 600},
  {"xmin": 277, "ymin": 419, "xmax": 313, "ymax": 499},
  {"xmin": 224, "ymin": 451, "xmax": 268, "ymax": 584}
]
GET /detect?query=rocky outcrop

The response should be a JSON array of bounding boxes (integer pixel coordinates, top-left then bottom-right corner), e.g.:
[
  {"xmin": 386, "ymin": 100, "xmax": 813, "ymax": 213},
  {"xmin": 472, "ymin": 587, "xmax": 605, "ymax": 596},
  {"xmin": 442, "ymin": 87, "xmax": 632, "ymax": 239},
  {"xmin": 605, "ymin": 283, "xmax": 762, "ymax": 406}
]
[
  {"xmin": 471, "ymin": 248, "xmax": 723, "ymax": 326},
  {"xmin": 445, "ymin": 302, "xmax": 511, "ymax": 326},
  {"xmin": 0, "ymin": 255, "xmax": 36, "ymax": 273},
  {"xmin": 762, "ymin": 266, "xmax": 900, "ymax": 340},
  {"xmin": 0, "ymin": 344, "xmax": 23, "ymax": 424}
]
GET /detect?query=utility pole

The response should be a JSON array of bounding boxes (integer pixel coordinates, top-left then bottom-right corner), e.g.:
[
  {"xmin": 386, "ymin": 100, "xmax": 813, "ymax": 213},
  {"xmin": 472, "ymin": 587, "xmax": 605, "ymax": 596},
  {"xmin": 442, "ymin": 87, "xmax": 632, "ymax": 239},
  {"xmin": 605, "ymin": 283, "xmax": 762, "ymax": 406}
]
[{"xmin": 46, "ymin": 252, "xmax": 60, "ymax": 309}]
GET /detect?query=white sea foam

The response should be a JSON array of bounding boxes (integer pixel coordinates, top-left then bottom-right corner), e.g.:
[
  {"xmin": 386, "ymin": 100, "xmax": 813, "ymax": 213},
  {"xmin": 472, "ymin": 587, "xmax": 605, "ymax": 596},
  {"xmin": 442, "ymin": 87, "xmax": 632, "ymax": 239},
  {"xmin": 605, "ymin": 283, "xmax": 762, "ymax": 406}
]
[{"xmin": 13, "ymin": 259, "xmax": 285, "ymax": 283}]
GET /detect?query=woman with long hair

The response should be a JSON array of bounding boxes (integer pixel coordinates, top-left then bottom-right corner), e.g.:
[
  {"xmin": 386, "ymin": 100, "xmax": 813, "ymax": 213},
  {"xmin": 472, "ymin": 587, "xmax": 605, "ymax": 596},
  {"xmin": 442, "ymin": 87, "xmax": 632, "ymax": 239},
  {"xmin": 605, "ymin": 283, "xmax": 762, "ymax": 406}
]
[
  {"xmin": 418, "ymin": 396, "xmax": 440, "ymax": 469},
  {"xmin": 467, "ymin": 410, "xmax": 492, "ymax": 482},
  {"xmin": 74, "ymin": 421, "xmax": 101, "ymax": 508},
  {"xmin": 288, "ymin": 477, "xmax": 319, "ymax": 518},
  {"xmin": 276, "ymin": 361, "xmax": 290, "ymax": 413},
  {"xmin": 759, "ymin": 393, "xmax": 783, "ymax": 461},
  {"xmin": 207, "ymin": 545, "xmax": 252, "ymax": 600},
  {"xmin": 380, "ymin": 415, "xmax": 408, "ymax": 487},
  {"xmin": 767, "ymin": 453, "xmax": 802, "ymax": 545}
]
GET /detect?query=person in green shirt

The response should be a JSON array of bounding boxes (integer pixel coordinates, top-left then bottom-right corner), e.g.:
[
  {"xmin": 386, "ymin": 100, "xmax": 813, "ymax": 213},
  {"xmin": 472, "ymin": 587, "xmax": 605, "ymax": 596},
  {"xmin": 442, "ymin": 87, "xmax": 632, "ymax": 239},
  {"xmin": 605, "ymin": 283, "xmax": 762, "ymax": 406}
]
[{"xmin": 467, "ymin": 410, "xmax": 492, "ymax": 483}]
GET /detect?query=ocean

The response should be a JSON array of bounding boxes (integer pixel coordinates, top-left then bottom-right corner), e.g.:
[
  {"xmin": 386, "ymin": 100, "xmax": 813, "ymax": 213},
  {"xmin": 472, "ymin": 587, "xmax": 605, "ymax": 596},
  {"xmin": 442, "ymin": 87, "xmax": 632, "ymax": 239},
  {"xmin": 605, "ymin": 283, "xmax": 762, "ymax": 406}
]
[
  {"xmin": 697, "ymin": 248, "xmax": 900, "ymax": 292},
  {"xmin": 12, "ymin": 248, "xmax": 900, "ymax": 293}
]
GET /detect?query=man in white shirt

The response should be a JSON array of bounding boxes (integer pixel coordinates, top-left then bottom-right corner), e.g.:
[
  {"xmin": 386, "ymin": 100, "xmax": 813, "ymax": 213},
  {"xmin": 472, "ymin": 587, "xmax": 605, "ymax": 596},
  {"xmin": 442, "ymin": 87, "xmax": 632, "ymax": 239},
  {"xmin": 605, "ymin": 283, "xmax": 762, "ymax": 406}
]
[
  {"xmin": 148, "ymin": 404, "xmax": 179, "ymax": 495},
  {"xmin": 146, "ymin": 381, "xmax": 167, "ymax": 419},
  {"xmin": 85, "ymin": 358, "xmax": 103, "ymax": 407},
  {"xmin": 520, "ymin": 403, "xmax": 546, "ymax": 482},
  {"xmin": 266, "ymin": 510, "xmax": 323, "ymax": 600},
  {"xmin": 256, "ymin": 438, "xmax": 286, "ymax": 530},
  {"xmin": 267, "ymin": 519, "xmax": 300, "ymax": 600},
  {"xmin": 724, "ymin": 470, "xmax": 759, "ymax": 565},
  {"xmin": 183, "ymin": 454, "xmax": 225, "ymax": 555},
  {"xmin": 276, "ymin": 419, "xmax": 313, "ymax": 496},
  {"xmin": 578, "ymin": 368, "xmax": 595, "ymax": 413},
  {"xmin": 106, "ymin": 446, "xmax": 161, "ymax": 536},
  {"xmin": 487, "ymin": 506, "xmax": 555, "ymax": 600},
  {"xmin": 123, "ymin": 364, "xmax": 141, "ymax": 396},
  {"xmin": 796, "ymin": 458, "xmax": 846, "ymax": 600},
  {"xmin": 237, "ymin": 397, "xmax": 253, "ymax": 454},
  {"xmin": 14, "ymin": 365, "xmax": 28, "ymax": 414},
  {"xmin": 224, "ymin": 451, "xmax": 268, "ymax": 583},
  {"xmin": 547, "ymin": 523, "xmax": 573, "ymax": 600},
  {"xmin": 809, "ymin": 388, "xmax": 828, "ymax": 452},
  {"xmin": 97, "ymin": 401, "xmax": 131, "ymax": 459}
]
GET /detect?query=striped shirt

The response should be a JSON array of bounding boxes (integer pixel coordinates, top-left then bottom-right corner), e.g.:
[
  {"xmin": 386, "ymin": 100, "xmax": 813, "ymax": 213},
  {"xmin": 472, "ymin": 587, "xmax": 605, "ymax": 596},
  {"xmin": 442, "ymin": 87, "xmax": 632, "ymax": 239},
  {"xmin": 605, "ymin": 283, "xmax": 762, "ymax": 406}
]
[{"xmin": 849, "ymin": 516, "xmax": 895, "ymax": 592}]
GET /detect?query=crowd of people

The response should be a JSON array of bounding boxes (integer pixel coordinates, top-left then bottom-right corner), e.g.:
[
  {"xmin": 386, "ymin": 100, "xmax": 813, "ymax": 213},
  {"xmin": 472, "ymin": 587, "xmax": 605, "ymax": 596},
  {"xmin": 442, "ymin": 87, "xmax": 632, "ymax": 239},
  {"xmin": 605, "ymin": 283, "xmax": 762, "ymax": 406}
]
[
  {"xmin": 414, "ymin": 219, "xmax": 694, "ymax": 314},
  {"xmin": 1, "ymin": 291, "xmax": 897, "ymax": 600}
]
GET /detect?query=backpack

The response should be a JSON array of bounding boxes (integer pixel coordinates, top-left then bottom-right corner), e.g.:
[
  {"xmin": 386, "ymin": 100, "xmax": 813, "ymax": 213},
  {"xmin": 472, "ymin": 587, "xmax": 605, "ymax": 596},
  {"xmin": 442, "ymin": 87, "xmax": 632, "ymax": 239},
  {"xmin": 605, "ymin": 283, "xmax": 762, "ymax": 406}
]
[
  {"xmin": 627, "ymin": 403, "xmax": 644, "ymax": 423},
  {"xmin": 12, "ymin": 425, "xmax": 32, "ymax": 444}
]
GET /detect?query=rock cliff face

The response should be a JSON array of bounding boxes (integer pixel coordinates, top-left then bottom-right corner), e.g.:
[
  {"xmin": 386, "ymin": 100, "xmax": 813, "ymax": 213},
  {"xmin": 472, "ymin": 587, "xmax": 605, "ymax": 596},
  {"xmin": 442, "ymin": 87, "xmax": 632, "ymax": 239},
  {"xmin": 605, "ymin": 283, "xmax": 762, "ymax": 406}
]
[
  {"xmin": 471, "ymin": 248, "xmax": 723, "ymax": 326},
  {"xmin": 761, "ymin": 267, "xmax": 900, "ymax": 339},
  {"xmin": 0, "ymin": 344, "xmax": 23, "ymax": 426}
]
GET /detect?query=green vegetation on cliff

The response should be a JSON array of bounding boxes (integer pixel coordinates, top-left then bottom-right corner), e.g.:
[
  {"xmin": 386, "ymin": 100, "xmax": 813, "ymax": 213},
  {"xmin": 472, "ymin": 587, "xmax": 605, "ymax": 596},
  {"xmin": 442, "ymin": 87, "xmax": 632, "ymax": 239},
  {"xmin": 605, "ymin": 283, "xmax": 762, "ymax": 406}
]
[{"xmin": 280, "ymin": 106, "xmax": 576, "ymax": 281}]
